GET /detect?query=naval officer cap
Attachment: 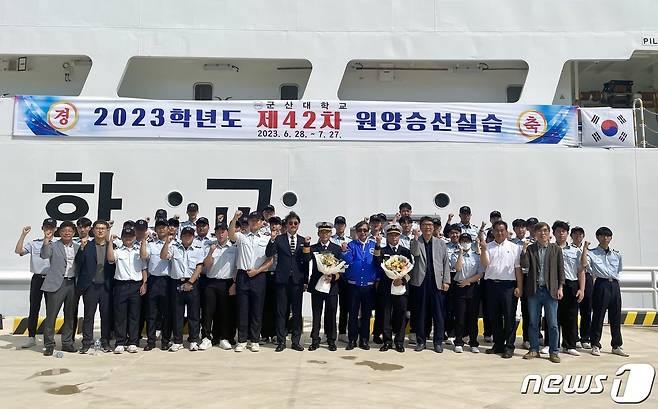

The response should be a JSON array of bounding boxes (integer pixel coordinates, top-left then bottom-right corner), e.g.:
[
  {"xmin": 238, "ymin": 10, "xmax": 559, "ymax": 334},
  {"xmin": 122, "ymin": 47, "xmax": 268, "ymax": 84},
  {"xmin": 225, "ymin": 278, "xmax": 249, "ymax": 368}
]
[
  {"xmin": 154, "ymin": 218, "xmax": 168, "ymax": 228},
  {"xmin": 315, "ymin": 221, "xmax": 334, "ymax": 232},
  {"xmin": 385, "ymin": 223, "xmax": 402, "ymax": 235},
  {"xmin": 121, "ymin": 227, "xmax": 136, "ymax": 237},
  {"xmin": 247, "ymin": 211, "xmax": 264, "ymax": 221},
  {"xmin": 135, "ymin": 219, "xmax": 148, "ymax": 230},
  {"xmin": 334, "ymin": 216, "xmax": 346, "ymax": 225},
  {"xmin": 195, "ymin": 217, "xmax": 209, "ymax": 226},
  {"xmin": 42, "ymin": 218, "xmax": 57, "ymax": 228},
  {"xmin": 180, "ymin": 226, "xmax": 196, "ymax": 236}
]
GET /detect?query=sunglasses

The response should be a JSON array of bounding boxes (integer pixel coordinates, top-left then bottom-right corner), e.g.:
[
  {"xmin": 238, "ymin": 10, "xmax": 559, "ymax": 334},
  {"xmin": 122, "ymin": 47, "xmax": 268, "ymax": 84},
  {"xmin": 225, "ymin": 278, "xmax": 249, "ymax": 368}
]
[{"xmin": 287, "ymin": 221, "xmax": 299, "ymax": 226}]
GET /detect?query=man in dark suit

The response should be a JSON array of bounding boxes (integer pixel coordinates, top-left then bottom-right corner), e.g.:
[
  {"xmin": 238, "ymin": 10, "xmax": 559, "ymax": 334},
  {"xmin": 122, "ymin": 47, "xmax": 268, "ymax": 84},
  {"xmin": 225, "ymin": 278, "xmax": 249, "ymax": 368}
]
[
  {"xmin": 39, "ymin": 221, "xmax": 81, "ymax": 356},
  {"xmin": 265, "ymin": 211, "xmax": 310, "ymax": 352},
  {"xmin": 409, "ymin": 216, "xmax": 451, "ymax": 353},
  {"xmin": 307, "ymin": 222, "xmax": 343, "ymax": 352},
  {"xmin": 375, "ymin": 223, "xmax": 414, "ymax": 352},
  {"xmin": 75, "ymin": 220, "xmax": 115, "ymax": 354}
]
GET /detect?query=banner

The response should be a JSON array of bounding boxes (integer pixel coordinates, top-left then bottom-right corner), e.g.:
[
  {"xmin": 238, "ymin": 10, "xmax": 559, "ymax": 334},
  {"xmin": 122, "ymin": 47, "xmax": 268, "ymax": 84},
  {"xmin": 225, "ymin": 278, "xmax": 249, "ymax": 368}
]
[
  {"xmin": 581, "ymin": 108, "xmax": 635, "ymax": 148},
  {"xmin": 13, "ymin": 96, "xmax": 578, "ymax": 145}
]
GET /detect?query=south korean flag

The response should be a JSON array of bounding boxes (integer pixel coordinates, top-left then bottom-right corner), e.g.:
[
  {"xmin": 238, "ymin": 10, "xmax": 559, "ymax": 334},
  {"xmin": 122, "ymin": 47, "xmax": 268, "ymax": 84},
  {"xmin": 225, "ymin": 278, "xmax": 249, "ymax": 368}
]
[{"xmin": 581, "ymin": 108, "xmax": 635, "ymax": 148}]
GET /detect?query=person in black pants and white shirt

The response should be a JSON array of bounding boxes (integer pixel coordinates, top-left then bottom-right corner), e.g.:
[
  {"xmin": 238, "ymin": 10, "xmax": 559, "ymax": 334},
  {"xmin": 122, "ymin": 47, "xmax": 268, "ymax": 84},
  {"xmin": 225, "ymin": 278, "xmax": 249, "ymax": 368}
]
[
  {"xmin": 200, "ymin": 222, "xmax": 238, "ymax": 350},
  {"xmin": 14, "ymin": 218, "xmax": 57, "ymax": 349},
  {"xmin": 229, "ymin": 210, "xmax": 271, "ymax": 353},
  {"xmin": 160, "ymin": 226, "xmax": 205, "ymax": 352},
  {"xmin": 107, "ymin": 226, "xmax": 147, "ymax": 354},
  {"xmin": 39, "ymin": 221, "xmax": 80, "ymax": 356}
]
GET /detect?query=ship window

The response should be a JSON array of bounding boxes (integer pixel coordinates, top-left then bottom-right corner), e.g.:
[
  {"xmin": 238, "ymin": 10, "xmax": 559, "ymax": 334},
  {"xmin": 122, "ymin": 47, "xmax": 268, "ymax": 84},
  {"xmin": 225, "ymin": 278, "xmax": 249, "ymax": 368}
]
[
  {"xmin": 194, "ymin": 83, "xmax": 213, "ymax": 100},
  {"xmin": 506, "ymin": 85, "xmax": 523, "ymax": 103},
  {"xmin": 280, "ymin": 84, "xmax": 299, "ymax": 100},
  {"xmin": 338, "ymin": 59, "xmax": 528, "ymax": 103},
  {"xmin": 118, "ymin": 57, "xmax": 312, "ymax": 100},
  {"xmin": 0, "ymin": 54, "xmax": 92, "ymax": 96}
]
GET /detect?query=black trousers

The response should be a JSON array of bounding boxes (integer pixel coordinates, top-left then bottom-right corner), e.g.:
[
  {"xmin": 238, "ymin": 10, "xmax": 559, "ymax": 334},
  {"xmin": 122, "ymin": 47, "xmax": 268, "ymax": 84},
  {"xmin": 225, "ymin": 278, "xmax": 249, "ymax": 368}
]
[
  {"xmin": 137, "ymin": 294, "xmax": 148, "ymax": 343},
  {"xmin": 372, "ymin": 284, "xmax": 386, "ymax": 338},
  {"xmin": 236, "ymin": 270, "xmax": 266, "ymax": 343},
  {"xmin": 27, "ymin": 274, "xmax": 46, "ymax": 337},
  {"xmin": 485, "ymin": 280, "xmax": 518, "ymax": 352},
  {"xmin": 338, "ymin": 278, "xmax": 350, "ymax": 334},
  {"xmin": 453, "ymin": 282, "xmax": 480, "ymax": 347},
  {"xmin": 444, "ymin": 271, "xmax": 457, "ymax": 338},
  {"xmin": 146, "ymin": 275, "xmax": 171, "ymax": 346},
  {"xmin": 311, "ymin": 291, "xmax": 338, "ymax": 343},
  {"xmin": 113, "ymin": 280, "xmax": 142, "ymax": 347},
  {"xmin": 590, "ymin": 279, "xmax": 623, "ymax": 349},
  {"xmin": 202, "ymin": 278, "xmax": 235, "ymax": 341},
  {"xmin": 171, "ymin": 279, "xmax": 201, "ymax": 344},
  {"xmin": 579, "ymin": 273, "xmax": 594, "ymax": 343},
  {"xmin": 347, "ymin": 283, "xmax": 374, "ymax": 343},
  {"xmin": 261, "ymin": 271, "xmax": 277, "ymax": 339},
  {"xmin": 43, "ymin": 279, "xmax": 77, "ymax": 348},
  {"xmin": 558, "ymin": 280, "xmax": 580, "ymax": 349},
  {"xmin": 382, "ymin": 290, "xmax": 408, "ymax": 345},
  {"xmin": 276, "ymin": 279, "xmax": 304, "ymax": 345},
  {"xmin": 411, "ymin": 274, "xmax": 446, "ymax": 346},
  {"xmin": 81, "ymin": 282, "xmax": 112, "ymax": 347},
  {"xmin": 480, "ymin": 278, "xmax": 492, "ymax": 337}
]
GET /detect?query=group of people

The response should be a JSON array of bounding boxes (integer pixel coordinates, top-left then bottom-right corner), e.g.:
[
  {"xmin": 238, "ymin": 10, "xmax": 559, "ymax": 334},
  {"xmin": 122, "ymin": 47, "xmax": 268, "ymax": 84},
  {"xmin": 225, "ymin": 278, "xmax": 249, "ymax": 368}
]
[{"xmin": 15, "ymin": 202, "xmax": 628, "ymax": 363}]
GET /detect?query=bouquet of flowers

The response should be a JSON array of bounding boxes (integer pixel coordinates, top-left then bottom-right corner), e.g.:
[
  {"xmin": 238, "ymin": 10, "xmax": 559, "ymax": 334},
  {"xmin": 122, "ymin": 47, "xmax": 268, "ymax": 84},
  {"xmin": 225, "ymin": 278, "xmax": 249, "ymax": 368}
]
[
  {"xmin": 314, "ymin": 252, "xmax": 347, "ymax": 293},
  {"xmin": 381, "ymin": 255, "xmax": 414, "ymax": 295}
]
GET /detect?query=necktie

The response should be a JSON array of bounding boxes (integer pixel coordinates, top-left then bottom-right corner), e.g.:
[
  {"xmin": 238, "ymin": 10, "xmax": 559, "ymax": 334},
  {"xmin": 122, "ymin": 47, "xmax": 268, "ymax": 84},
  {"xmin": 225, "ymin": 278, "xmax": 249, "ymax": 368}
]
[
  {"xmin": 322, "ymin": 244, "xmax": 327, "ymax": 251},
  {"xmin": 290, "ymin": 235, "xmax": 295, "ymax": 253}
]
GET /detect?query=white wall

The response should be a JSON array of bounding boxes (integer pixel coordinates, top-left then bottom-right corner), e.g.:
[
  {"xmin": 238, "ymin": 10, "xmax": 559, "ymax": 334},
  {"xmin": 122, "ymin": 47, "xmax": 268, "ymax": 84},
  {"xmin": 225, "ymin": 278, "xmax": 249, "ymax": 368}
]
[
  {"xmin": 0, "ymin": 55, "xmax": 91, "ymax": 96},
  {"xmin": 338, "ymin": 61, "xmax": 528, "ymax": 103},
  {"xmin": 118, "ymin": 58, "xmax": 312, "ymax": 100}
]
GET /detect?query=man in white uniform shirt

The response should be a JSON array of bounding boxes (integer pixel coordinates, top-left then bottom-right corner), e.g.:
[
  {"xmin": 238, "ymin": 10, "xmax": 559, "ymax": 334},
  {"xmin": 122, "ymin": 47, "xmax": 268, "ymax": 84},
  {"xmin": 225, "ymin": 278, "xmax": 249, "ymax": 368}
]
[
  {"xmin": 140, "ymin": 218, "xmax": 173, "ymax": 351},
  {"xmin": 200, "ymin": 222, "xmax": 237, "ymax": 350},
  {"xmin": 229, "ymin": 210, "xmax": 271, "ymax": 352},
  {"xmin": 107, "ymin": 226, "xmax": 147, "ymax": 354},
  {"xmin": 479, "ymin": 220, "xmax": 523, "ymax": 359},
  {"xmin": 160, "ymin": 226, "xmax": 205, "ymax": 352}
]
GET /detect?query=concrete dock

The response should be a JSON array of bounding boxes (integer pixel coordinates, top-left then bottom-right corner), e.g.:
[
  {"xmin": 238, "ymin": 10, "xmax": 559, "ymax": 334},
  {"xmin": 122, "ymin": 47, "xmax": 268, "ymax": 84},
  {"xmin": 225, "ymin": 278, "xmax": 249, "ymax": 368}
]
[{"xmin": 0, "ymin": 325, "xmax": 656, "ymax": 409}]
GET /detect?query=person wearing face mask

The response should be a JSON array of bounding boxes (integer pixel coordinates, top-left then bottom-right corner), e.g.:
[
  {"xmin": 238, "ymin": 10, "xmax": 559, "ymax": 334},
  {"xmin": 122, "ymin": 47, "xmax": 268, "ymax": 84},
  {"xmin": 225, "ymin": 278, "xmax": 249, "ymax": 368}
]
[
  {"xmin": 444, "ymin": 224, "xmax": 462, "ymax": 345},
  {"xmin": 451, "ymin": 233, "xmax": 484, "ymax": 354}
]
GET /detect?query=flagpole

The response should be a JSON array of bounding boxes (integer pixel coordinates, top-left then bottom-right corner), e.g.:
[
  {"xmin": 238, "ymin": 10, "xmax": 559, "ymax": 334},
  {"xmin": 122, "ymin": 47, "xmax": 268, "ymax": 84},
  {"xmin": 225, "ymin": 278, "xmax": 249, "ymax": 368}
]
[{"xmin": 633, "ymin": 98, "xmax": 646, "ymax": 148}]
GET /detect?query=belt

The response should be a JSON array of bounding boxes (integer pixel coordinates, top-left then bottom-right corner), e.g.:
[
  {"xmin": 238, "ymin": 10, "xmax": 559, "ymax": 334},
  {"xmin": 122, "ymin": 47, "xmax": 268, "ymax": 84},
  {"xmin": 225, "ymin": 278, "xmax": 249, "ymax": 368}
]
[
  {"xmin": 34, "ymin": 274, "xmax": 47, "ymax": 278},
  {"xmin": 597, "ymin": 277, "xmax": 618, "ymax": 283},
  {"xmin": 486, "ymin": 279, "xmax": 514, "ymax": 283},
  {"xmin": 347, "ymin": 280, "xmax": 374, "ymax": 286},
  {"xmin": 115, "ymin": 280, "xmax": 141, "ymax": 285},
  {"xmin": 63, "ymin": 277, "xmax": 75, "ymax": 281}
]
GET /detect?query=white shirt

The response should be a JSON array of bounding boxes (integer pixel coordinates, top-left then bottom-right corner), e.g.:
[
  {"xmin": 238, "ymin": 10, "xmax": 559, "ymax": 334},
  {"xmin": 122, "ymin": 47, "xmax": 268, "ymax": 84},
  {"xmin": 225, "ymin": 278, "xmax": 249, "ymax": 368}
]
[
  {"xmin": 22, "ymin": 239, "xmax": 50, "ymax": 275},
  {"xmin": 234, "ymin": 231, "xmax": 269, "ymax": 270},
  {"xmin": 167, "ymin": 242, "xmax": 205, "ymax": 279},
  {"xmin": 63, "ymin": 242, "xmax": 76, "ymax": 278},
  {"xmin": 145, "ymin": 240, "xmax": 170, "ymax": 277},
  {"xmin": 113, "ymin": 244, "xmax": 145, "ymax": 281},
  {"xmin": 207, "ymin": 242, "xmax": 238, "ymax": 279},
  {"xmin": 484, "ymin": 239, "xmax": 521, "ymax": 281}
]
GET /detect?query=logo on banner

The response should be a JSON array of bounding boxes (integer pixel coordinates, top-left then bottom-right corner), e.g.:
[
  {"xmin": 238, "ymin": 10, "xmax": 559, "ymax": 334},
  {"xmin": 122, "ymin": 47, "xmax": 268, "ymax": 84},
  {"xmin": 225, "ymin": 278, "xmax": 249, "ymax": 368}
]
[
  {"xmin": 589, "ymin": 114, "xmax": 629, "ymax": 143},
  {"xmin": 517, "ymin": 110, "xmax": 547, "ymax": 138},
  {"xmin": 47, "ymin": 101, "xmax": 78, "ymax": 131}
]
